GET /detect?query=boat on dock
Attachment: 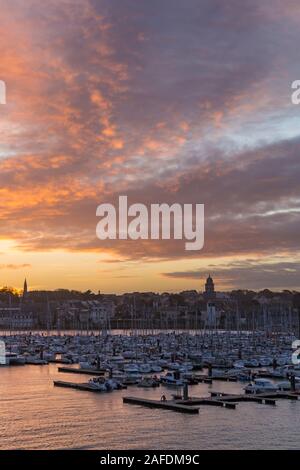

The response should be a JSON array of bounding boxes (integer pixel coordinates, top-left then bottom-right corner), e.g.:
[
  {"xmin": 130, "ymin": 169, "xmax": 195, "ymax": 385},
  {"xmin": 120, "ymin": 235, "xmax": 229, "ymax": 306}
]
[
  {"xmin": 160, "ymin": 371, "xmax": 185, "ymax": 387},
  {"xmin": 244, "ymin": 378, "xmax": 278, "ymax": 394},
  {"xmin": 137, "ymin": 376, "xmax": 160, "ymax": 388}
]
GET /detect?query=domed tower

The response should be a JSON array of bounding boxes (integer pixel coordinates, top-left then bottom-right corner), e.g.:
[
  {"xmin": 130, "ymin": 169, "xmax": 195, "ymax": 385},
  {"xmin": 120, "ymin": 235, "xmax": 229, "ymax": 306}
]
[{"xmin": 204, "ymin": 274, "xmax": 215, "ymax": 300}]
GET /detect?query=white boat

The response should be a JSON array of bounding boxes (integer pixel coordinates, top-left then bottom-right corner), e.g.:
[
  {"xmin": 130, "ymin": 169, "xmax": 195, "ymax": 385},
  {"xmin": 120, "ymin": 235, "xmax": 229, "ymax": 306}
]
[
  {"xmin": 139, "ymin": 364, "xmax": 152, "ymax": 374},
  {"xmin": 112, "ymin": 370, "xmax": 126, "ymax": 381},
  {"xmin": 244, "ymin": 359, "xmax": 259, "ymax": 367},
  {"xmin": 233, "ymin": 360, "xmax": 245, "ymax": 369},
  {"xmin": 123, "ymin": 373, "xmax": 142, "ymax": 384},
  {"xmin": 88, "ymin": 377, "xmax": 107, "ymax": 391},
  {"xmin": 211, "ymin": 368, "xmax": 226, "ymax": 378},
  {"xmin": 263, "ymin": 367, "xmax": 286, "ymax": 378},
  {"xmin": 88, "ymin": 377, "xmax": 114, "ymax": 391},
  {"xmin": 160, "ymin": 371, "xmax": 184, "ymax": 387},
  {"xmin": 179, "ymin": 362, "xmax": 193, "ymax": 371},
  {"xmin": 79, "ymin": 361, "xmax": 98, "ymax": 370},
  {"xmin": 225, "ymin": 368, "xmax": 250, "ymax": 380},
  {"xmin": 25, "ymin": 355, "xmax": 48, "ymax": 365},
  {"xmin": 137, "ymin": 377, "xmax": 159, "ymax": 388},
  {"xmin": 5, "ymin": 353, "xmax": 26, "ymax": 365},
  {"xmin": 281, "ymin": 365, "xmax": 300, "ymax": 378},
  {"xmin": 124, "ymin": 364, "xmax": 140, "ymax": 374},
  {"xmin": 123, "ymin": 351, "xmax": 136, "ymax": 359},
  {"xmin": 276, "ymin": 356, "xmax": 289, "ymax": 366},
  {"xmin": 277, "ymin": 378, "xmax": 300, "ymax": 391},
  {"xmin": 244, "ymin": 378, "xmax": 278, "ymax": 394},
  {"xmin": 157, "ymin": 359, "xmax": 168, "ymax": 367},
  {"xmin": 167, "ymin": 362, "xmax": 181, "ymax": 370},
  {"xmin": 150, "ymin": 364, "xmax": 162, "ymax": 373},
  {"xmin": 259, "ymin": 356, "xmax": 273, "ymax": 367}
]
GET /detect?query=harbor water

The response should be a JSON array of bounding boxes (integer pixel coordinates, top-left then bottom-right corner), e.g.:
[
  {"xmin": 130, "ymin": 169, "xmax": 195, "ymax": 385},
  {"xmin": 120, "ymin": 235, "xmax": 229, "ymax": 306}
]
[{"xmin": 1, "ymin": 363, "xmax": 299, "ymax": 450}]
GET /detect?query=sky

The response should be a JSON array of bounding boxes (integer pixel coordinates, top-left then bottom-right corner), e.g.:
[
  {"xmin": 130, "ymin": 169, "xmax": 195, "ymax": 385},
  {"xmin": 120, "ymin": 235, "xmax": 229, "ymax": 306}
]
[{"xmin": 0, "ymin": 0, "xmax": 300, "ymax": 293}]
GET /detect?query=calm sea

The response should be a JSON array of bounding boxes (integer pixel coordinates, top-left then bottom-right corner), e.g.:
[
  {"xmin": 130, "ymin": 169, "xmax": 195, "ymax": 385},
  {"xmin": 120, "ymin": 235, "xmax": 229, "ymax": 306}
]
[{"xmin": 0, "ymin": 364, "xmax": 299, "ymax": 450}]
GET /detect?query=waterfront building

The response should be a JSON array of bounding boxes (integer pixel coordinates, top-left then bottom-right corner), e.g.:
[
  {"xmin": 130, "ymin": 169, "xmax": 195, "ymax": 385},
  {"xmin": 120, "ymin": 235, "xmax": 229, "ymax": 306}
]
[{"xmin": 0, "ymin": 306, "xmax": 34, "ymax": 329}]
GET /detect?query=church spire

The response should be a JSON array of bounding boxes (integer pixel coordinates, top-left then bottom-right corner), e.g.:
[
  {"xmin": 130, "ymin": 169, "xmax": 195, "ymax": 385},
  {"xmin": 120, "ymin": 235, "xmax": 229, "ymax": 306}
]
[{"xmin": 23, "ymin": 278, "xmax": 28, "ymax": 299}]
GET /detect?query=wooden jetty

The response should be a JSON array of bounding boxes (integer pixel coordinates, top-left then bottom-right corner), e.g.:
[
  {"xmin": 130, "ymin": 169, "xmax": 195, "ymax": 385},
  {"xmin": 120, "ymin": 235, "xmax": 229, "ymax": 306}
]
[
  {"xmin": 124, "ymin": 390, "xmax": 300, "ymax": 414},
  {"xmin": 48, "ymin": 359, "xmax": 74, "ymax": 364},
  {"xmin": 181, "ymin": 397, "xmax": 237, "ymax": 409},
  {"xmin": 123, "ymin": 396, "xmax": 199, "ymax": 414},
  {"xmin": 256, "ymin": 391, "xmax": 299, "ymax": 400},
  {"xmin": 58, "ymin": 366, "xmax": 105, "ymax": 376},
  {"xmin": 209, "ymin": 391, "xmax": 276, "ymax": 405},
  {"xmin": 195, "ymin": 374, "xmax": 237, "ymax": 383},
  {"xmin": 210, "ymin": 390, "xmax": 300, "ymax": 403},
  {"xmin": 54, "ymin": 380, "xmax": 106, "ymax": 392}
]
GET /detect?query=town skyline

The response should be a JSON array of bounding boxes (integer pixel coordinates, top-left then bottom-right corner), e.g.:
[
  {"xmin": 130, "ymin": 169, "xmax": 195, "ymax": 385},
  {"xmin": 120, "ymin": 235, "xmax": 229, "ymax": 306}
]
[{"xmin": 1, "ymin": 274, "xmax": 300, "ymax": 296}]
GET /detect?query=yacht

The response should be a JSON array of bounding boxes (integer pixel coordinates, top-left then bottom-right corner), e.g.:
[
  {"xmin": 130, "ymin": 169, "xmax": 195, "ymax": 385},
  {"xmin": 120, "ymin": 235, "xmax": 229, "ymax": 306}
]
[
  {"xmin": 139, "ymin": 363, "xmax": 152, "ymax": 374},
  {"xmin": 150, "ymin": 363, "xmax": 162, "ymax": 373},
  {"xmin": 160, "ymin": 371, "xmax": 184, "ymax": 387},
  {"xmin": 277, "ymin": 377, "xmax": 300, "ymax": 391},
  {"xmin": 88, "ymin": 377, "xmax": 108, "ymax": 391},
  {"xmin": 5, "ymin": 353, "xmax": 26, "ymax": 366},
  {"xmin": 244, "ymin": 358, "xmax": 259, "ymax": 368},
  {"xmin": 123, "ymin": 363, "xmax": 140, "ymax": 374},
  {"xmin": 281, "ymin": 365, "xmax": 300, "ymax": 377},
  {"xmin": 233, "ymin": 360, "xmax": 245, "ymax": 369},
  {"xmin": 244, "ymin": 378, "xmax": 278, "ymax": 394},
  {"xmin": 88, "ymin": 377, "xmax": 116, "ymax": 391},
  {"xmin": 137, "ymin": 377, "xmax": 160, "ymax": 388},
  {"xmin": 258, "ymin": 356, "xmax": 273, "ymax": 367}
]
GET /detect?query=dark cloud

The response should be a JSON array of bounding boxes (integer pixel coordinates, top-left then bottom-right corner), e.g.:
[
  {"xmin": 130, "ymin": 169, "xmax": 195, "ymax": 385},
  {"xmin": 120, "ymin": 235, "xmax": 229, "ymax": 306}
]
[
  {"xmin": 1, "ymin": 0, "xmax": 300, "ymax": 288},
  {"xmin": 163, "ymin": 259, "xmax": 300, "ymax": 290}
]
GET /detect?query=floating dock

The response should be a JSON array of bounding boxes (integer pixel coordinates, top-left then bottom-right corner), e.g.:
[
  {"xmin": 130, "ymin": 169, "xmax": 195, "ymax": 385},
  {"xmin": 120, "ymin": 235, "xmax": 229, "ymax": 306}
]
[
  {"xmin": 58, "ymin": 366, "xmax": 105, "ymax": 375},
  {"xmin": 53, "ymin": 380, "xmax": 106, "ymax": 392},
  {"xmin": 123, "ymin": 390, "xmax": 300, "ymax": 414},
  {"xmin": 123, "ymin": 396, "xmax": 199, "ymax": 414},
  {"xmin": 208, "ymin": 392, "xmax": 276, "ymax": 405},
  {"xmin": 181, "ymin": 397, "xmax": 237, "ymax": 409},
  {"xmin": 254, "ymin": 391, "xmax": 299, "ymax": 400},
  {"xmin": 195, "ymin": 374, "xmax": 237, "ymax": 383}
]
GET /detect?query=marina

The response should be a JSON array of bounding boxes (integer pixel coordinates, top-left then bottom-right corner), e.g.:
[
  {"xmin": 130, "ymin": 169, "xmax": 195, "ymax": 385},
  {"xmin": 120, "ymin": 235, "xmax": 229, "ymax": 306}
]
[
  {"xmin": 1, "ymin": 329, "xmax": 300, "ymax": 450},
  {"xmin": 2, "ymin": 0, "xmax": 300, "ymax": 457},
  {"xmin": 1, "ymin": 360, "xmax": 300, "ymax": 450}
]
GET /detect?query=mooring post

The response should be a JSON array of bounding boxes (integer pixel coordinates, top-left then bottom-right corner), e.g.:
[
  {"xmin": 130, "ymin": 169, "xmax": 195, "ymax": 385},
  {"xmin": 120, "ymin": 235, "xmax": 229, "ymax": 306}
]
[
  {"xmin": 183, "ymin": 382, "xmax": 189, "ymax": 400},
  {"xmin": 290, "ymin": 373, "xmax": 296, "ymax": 392}
]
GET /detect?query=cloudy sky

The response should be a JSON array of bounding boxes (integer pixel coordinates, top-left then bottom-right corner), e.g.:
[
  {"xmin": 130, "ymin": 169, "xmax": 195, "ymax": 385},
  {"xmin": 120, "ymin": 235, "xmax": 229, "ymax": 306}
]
[{"xmin": 0, "ymin": 0, "xmax": 300, "ymax": 292}]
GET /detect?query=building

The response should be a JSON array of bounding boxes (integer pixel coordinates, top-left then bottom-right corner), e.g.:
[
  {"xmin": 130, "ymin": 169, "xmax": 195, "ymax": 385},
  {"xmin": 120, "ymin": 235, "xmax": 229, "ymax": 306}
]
[
  {"xmin": 89, "ymin": 300, "xmax": 115, "ymax": 326},
  {"xmin": 55, "ymin": 299, "xmax": 115, "ymax": 330},
  {"xmin": 0, "ymin": 306, "xmax": 34, "ymax": 329},
  {"xmin": 203, "ymin": 274, "xmax": 216, "ymax": 300}
]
